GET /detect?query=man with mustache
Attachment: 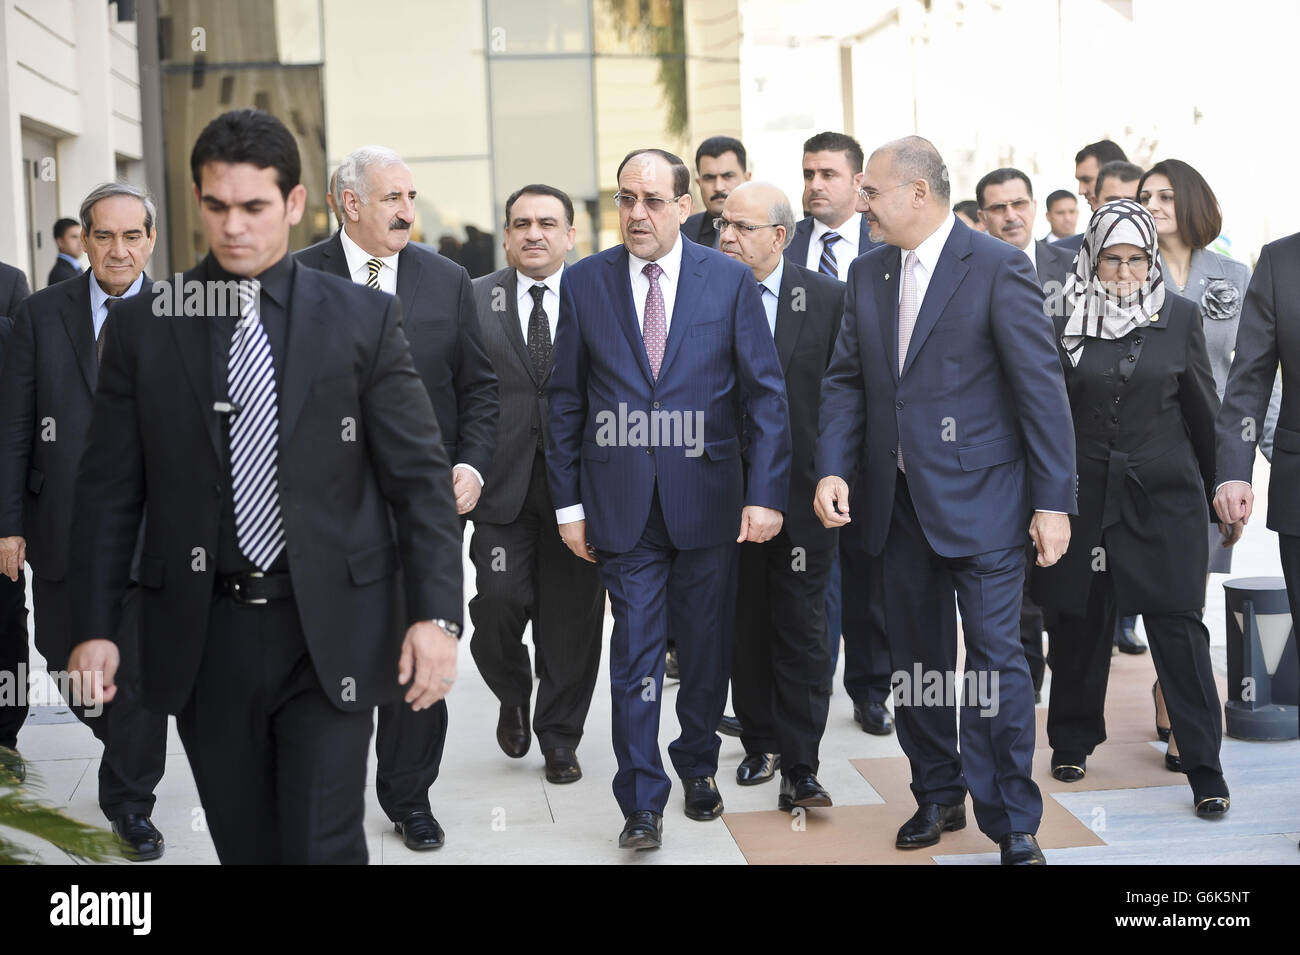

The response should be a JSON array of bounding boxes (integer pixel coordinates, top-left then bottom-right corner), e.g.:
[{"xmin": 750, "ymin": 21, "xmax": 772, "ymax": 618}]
[
  {"xmin": 682, "ymin": 136, "xmax": 751, "ymax": 250},
  {"xmin": 297, "ymin": 144, "xmax": 499, "ymax": 852}
]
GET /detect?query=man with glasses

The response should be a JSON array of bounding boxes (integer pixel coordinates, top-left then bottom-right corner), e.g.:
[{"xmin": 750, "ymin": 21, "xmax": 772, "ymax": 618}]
[
  {"xmin": 977, "ymin": 168, "xmax": 1075, "ymax": 295},
  {"xmin": 683, "ymin": 136, "xmax": 751, "ymax": 249},
  {"xmin": 0, "ymin": 183, "xmax": 168, "ymax": 860},
  {"xmin": 547, "ymin": 149, "xmax": 790, "ymax": 850}
]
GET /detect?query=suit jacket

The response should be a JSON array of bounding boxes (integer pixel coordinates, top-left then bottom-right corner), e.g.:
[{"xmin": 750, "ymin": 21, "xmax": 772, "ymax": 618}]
[
  {"xmin": 47, "ymin": 257, "xmax": 81, "ymax": 288},
  {"xmin": 1054, "ymin": 232, "xmax": 1084, "ymax": 253},
  {"xmin": 785, "ymin": 215, "xmax": 881, "ymax": 276},
  {"xmin": 683, "ymin": 211, "xmax": 719, "ymax": 249},
  {"xmin": 0, "ymin": 261, "xmax": 30, "ymax": 370},
  {"xmin": 0, "ymin": 272, "xmax": 149, "ymax": 582},
  {"xmin": 468, "ymin": 266, "xmax": 553, "ymax": 524},
  {"xmin": 754, "ymin": 262, "xmax": 843, "ymax": 548},
  {"xmin": 1216, "ymin": 231, "xmax": 1300, "ymax": 534},
  {"xmin": 817, "ymin": 217, "xmax": 1077, "ymax": 559},
  {"xmin": 1033, "ymin": 238, "xmax": 1075, "ymax": 292},
  {"xmin": 547, "ymin": 237, "xmax": 792, "ymax": 553},
  {"xmin": 295, "ymin": 231, "xmax": 499, "ymax": 479},
  {"xmin": 69, "ymin": 255, "xmax": 464, "ymax": 715},
  {"xmin": 1033, "ymin": 294, "xmax": 1217, "ymax": 616}
]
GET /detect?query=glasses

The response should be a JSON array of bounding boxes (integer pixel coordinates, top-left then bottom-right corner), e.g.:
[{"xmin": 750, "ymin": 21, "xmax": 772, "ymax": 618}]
[
  {"xmin": 613, "ymin": 192, "xmax": 685, "ymax": 213},
  {"xmin": 857, "ymin": 181, "xmax": 913, "ymax": 203},
  {"xmin": 1096, "ymin": 253, "xmax": 1151, "ymax": 277},
  {"xmin": 713, "ymin": 217, "xmax": 779, "ymax": 234},
  {"xmin": 981, "ymin": 198, "xmax": 1033, "ymax": 216}
]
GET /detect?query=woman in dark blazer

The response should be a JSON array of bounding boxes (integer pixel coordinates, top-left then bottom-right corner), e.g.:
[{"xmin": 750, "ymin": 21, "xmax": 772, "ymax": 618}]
[{"xmin": 1032, "ymin": 199, "xmax": 1230, "ymax": 818}]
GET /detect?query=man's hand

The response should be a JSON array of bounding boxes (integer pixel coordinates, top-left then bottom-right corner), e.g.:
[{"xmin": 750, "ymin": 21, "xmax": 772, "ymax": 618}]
[
  {"xmin": 737, "ymin": 505, "xmax": 783, "ymax": 543},
  {"xmin": 1218, "ymin": 521, "xmax": 1244, "ymax": 548},
  {"xmin": 1029, "ymin": 511, "xmax": 1071, "ymax": 567},
  {"xmin": 558, "ymin": 519, "xmax": 596, "ymax": 563},
  {"xmin": 452, "ymin": 468, "xmax": 481, "ymax": 515},
  {"xmin": 1214, "ymin": 481, "xmax": 1253, "ymax": 527},
  {"xmin": 813, "ymin": 477, "xmax": 851, "ymax": 528},
  {"xmin": 66, "ymin": 639, "xmax": 119, "ymax": 707},
  {"xmin": 0, "ymin": 536, "xmax": 25, "ymax": 583},
  {"xmin": 398, "ymin": 620, "xmax": 458, "ymax": 711}
]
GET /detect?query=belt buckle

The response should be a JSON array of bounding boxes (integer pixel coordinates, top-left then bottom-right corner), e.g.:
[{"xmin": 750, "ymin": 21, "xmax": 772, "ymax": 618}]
[{"xmin": 234, "ymin": 570, "xmax": 269, "ymax": 605}]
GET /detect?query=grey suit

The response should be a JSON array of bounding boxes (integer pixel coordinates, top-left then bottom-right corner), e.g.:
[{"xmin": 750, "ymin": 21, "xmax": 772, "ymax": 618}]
[
  {"xmin": 1033, "ymin": 239, "xmax": 1075, "ymax": 292},
  {"xmin": 466, "ymin": 266, "xmax": 604, "ymax": 751}
]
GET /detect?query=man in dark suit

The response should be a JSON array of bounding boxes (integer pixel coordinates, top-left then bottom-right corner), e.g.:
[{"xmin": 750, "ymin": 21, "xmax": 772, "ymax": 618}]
[
  {"xmin": 0, "ymin": 184, "xmax": 170, "ymax": 860},
  {"xmin": 1075, "ymin": 139, "xmax": 1128, "ymax": 215},
  {"xmin": 682, "ymin": 136, "xmax": 751, "ymax": 250},
  {"xmin": 65, "ymin": 109, "xmax": 464, "ymax": 865},
  {"xmin": 0, "ymin": 260, "xmax": 31, "ymax": 769},
  {"xmin": 468, "ymin": 184, "xmax": 604, "ymax": 784},
  {"xmin": 47, "ymin": 218, "xmax": 84, "ymax": 287},
  {"xmin": 718, "ymin": 181, "xmax": 840, "ymax": 807},
  {"xmin": 785, "ymin": 131, "xmax": 882, "ymax": 277},
  {"xmin": 548, "ymin": 148, "xmax": 790, "ymax": 849},
  {"xmin": 295, "ymin": 144, "xmax": 498, "ymax": 852},
  {"xmin": 815, "ymin": 136, "xmax": 1076, "ymax": 865},
  {"xmin": 1043, "ymin": 190, "xmax": 1079, "ymax": 246}
]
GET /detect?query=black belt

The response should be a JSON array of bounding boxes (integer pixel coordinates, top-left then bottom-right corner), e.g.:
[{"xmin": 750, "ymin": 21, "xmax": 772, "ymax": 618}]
[{"xmin": 217, "ymin": 570, "xmax": 294, "ymax": 605}]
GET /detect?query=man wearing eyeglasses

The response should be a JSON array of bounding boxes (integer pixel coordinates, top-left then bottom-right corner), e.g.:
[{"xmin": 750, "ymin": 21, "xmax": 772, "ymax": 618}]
[
  {"xmin": 682, "ymin": 136, "xmax": 751, "ymax": 249},
  {"xmin": 0, "ymin": 183, "xmax": 168, "ymax": 861},
  {"xmin": 547, "ymin": 149, "xmax": 791, "ymax": 850},
  {"xmin": 976, "ymin": 168, "xmax": 1075, "ymax": 296}
]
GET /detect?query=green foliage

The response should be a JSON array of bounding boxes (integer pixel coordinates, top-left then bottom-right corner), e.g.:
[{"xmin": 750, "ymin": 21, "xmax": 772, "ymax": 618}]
[{"xmin": 0, "ymin": 747, "xmax": 123, "ymax": 865}]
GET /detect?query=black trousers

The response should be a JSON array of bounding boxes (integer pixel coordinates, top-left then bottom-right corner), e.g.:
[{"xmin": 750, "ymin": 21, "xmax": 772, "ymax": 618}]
[
  {"xmin": 1045, "ymin": 570, "xmax": 1223, "ymax": 775},
  {"xmin": 1270, "ymin": 534, "xmax": 1300, "ymax": 728},
  {"xmin": 34, "ymin": 576, "xmax": 167, "ymax": 820},
  {"xmin": 838, "ymin": 519, "xmax": 893, "ymax": 707},
  {"xmin": 178, "ymin": 593, "xmax": 374, "ymax": 864},
  {"xmin": 732, "ymin": 532, "xmax": 833, "ymax": 772},
  {"xmin": 469, "ymin": 452, "xmax": 604, "ymax": 750},
  {"xmin": 1020, "ymin": 544, "xmax": 1047, "ymax": 693},
  {"xmin": 0, "ymin": 568, "xmax": 28, "ymax": 750}
]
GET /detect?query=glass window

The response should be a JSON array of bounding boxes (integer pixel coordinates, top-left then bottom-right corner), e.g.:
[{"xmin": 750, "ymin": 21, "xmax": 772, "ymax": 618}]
[{"xmin": 486, "ymin": 0, "xmax": 590, "ymax": 54}]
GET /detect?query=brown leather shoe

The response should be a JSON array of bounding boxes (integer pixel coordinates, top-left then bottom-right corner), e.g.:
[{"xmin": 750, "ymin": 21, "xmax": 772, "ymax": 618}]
[
  {"xmin": 496, "ymin": 704, "xmax": 530, "ymax": 758},
  {"xmin": 543, "ymin": 747, "xmax": 582, "ymax": 784}
]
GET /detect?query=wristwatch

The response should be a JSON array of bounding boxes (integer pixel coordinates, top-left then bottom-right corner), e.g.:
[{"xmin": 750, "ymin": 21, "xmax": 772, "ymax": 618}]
[{"xmin": 430, "ymin": 618, "xmax": 462, "ymax": 637}]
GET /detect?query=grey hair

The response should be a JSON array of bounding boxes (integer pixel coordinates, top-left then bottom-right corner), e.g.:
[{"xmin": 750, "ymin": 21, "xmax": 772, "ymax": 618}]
[
  {"xmin": 80, "ymin": 182, "xmax": 156, "ymax": 235},
  {"xmin": 875, "ymin": 135, "xmax": 951, "ymax": 205},
  {"xmin": 335, "ymin": 145, "xmax": 406, "ymax": 206},
  {"xmin": 765, "ymin": 188, "xmax": 797, "ymax": 250}
]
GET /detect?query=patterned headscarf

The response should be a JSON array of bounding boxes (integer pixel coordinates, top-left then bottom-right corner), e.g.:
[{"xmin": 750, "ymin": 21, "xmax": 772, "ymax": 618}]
[{"xmin": 1060, "ymin": 199, "xmax": 1165, "ymax": 366}]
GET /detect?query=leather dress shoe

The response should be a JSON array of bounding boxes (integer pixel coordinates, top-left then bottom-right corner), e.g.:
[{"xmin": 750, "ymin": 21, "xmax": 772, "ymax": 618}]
[
  {"xmin": 736, "ymin": 752, "xmax": 779, "ymax": 785},
  {"xmin": 543, "ymin": 747, "xmax": 582, "ymax": 784},
  {"xmin": 717, "ymin": 714, "xmax": 744, "ymax": 737},
  {"xmin": 618, "ymin": 810, "xmax": 662, "ymax": 849},
  {"xmin": 665, "ymin": 646, "xmax": 680, "ymax": 681},
  {"xmin": 896, "ymin": 802, "xmax": 965, "ymax": 849},
  {"xmin": 111, "ymin": 813, "xmax": 164, "ymax": 861},
  {"xmin": 1051, "ymin": 755, "xmax": 1086, "ymax": 783},
  {"xmin": 394, "ymin": 810, "xmax": 445, "ymax": 851},
  {"xmin": 1165, "ymin": 751, "xmax": 1183, "ymax": 773},
  {"xmin": 1195, "ymin": 796, "xmax": 1230, "ymax": 818},
  {"xmin": 853, "ymin": 702, "xmax": 894, "ymax": 736},
  {"xmin": 778, "ymin": 770, "xmax": 832, "ymax": 811},
  {"xmin": 496, "ymin": 704, "xmax": 531, "ymax": 759},
  {"xmin": 681, "ymin": 776, "xmax": 724, "ymax": 821},
  {"xmin": 999, "ymin": 832, "xmax": 1046, "ymax": 865},
  {"xmin": 1115, "ymin": 622, "xmax": 1148, "ymax": 654}
]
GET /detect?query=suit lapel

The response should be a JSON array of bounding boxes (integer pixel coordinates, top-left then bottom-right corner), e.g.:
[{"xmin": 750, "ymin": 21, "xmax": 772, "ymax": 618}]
[
  {"xmin": 170, "ymin": 263, "xmax": 221, "ymax": 464},
  {"xmin": 772, "ymin": 264, "xmax": 802, "ymax": 374},
  {"xmin": 279, "ymin": 260, "xmax": 327, "ymax": 444},
  {"xmin": 901, "ymin": 224, "xmax": 971, "ymax": 379},
  {"xmin": 395, "ymin": 243, "xmax": 423, "ymax": 312},
  {"xmin": 606, "ymin": 248, "xmax": 654, "ymax": 385},
  {"xmin": 498, "ymin": 269, "xmax": 536, "ymax": 384},
  {"xmin": 875, "ymin": 246, "xmax": 901, "ymax": 385},
  {"xmin": 657, "ymin": 240, "xmax": 705, "ymax": 381},
  {"xmin": 317, "ymin": 231, "xmax": 352, "ymax": 280},
  {"xmin": 59, "ymin": 274, "xmax": 97, "ymax": 394}
]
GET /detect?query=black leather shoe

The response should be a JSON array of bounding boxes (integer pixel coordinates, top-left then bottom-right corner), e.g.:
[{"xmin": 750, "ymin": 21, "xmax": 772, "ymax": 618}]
[
  {"xmin": 1165, "ymin": 751, "xmax": 1183, "ymax": 773},
  {"xmin": 896, "ymin": 802, "xmax": 966, "ymax": 848},
  {"xmin": 111, "ymin": 813, "xmax": 164, "ymax": 861},
  {"xmin": 665, "ymin": 646, "xmax": 679, "ymax": 681},
  {"xmin": 999, "ymin": 832, "xmax": 1046, "ymax": 865},
  {"xmin": 1051, "ymin": 755, "xmax": 1086, "ymax": 782},
  {"xmin": 681, "ymin": 776, "xmax": 724, "ymax": 820},
  {"xmin": 543, "ymin": 747, "xmax": 582, "ymax": 784},
  {"xmin": 496, "ymin": 704, "xmax": 530, "ymax": 759},
  {"xmin": 394, "ymin": 810, "xmax": 445, "ymax": 851},
  {"xmin": 736, "ymin": 752, "xmax": 779, "ymax": 786},
  {"xmin": 717, "ymin": 714, "xmax": 744, "ymax": 737},
  {"xmin": 1115, "ymin": 621, "xmax": 1148, "ymax": 654},
  {"xmin": 1195, "ymin": 796, "xmax": 1230, "ymax": 818},
  {"xmin": 778, "ymin": 770, "xmax": 832, "ymax": 811},
  {"xmin": 853, "ymin": 701, "xmax": 894, "ymax": 735},
  {"xmin": 618, "ymin": 810, "xmax": 662, "ymax": 849}
]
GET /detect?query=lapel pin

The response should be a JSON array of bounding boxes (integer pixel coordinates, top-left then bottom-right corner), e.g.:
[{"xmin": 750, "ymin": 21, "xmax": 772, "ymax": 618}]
[{"xmin": 884, "ymin": 273, "xmax": 890, "ymax": 281}]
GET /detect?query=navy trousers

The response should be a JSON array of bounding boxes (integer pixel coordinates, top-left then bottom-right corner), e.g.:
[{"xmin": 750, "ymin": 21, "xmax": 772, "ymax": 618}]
[
  {"xmin": 881, "ymin": 473, "xmax": 1042, "ymax": 840},
  {"xmin": 597, "ymin": 489, "xmax": 738, "ymax": 817}
]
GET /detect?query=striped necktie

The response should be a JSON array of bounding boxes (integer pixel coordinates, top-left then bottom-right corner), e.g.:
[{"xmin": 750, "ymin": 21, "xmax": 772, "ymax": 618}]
[
  {"xmin": 819, "ymin": 231, "xmax": 841, "ymax": 277},
  {"xmin": 365, "ymin": 257, "xmax": 383, "ymax": 289},
  {"xmin": 227, "ymin": 279, "xmax": 285, "ymax": 570}
]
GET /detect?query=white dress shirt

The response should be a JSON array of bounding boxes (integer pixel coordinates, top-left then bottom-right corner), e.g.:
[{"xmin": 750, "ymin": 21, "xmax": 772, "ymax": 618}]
[
  {"xmin": 1020, "ymin": 237, "xmax": 1038, "ymax": 278},
  {"xmin": 897, "ymin": 212, "xmax": 956, "ymax": 309},
  {"xmin": 89, "ymin": 271, "xmax": 144, "ymax": 340},
  {"xmin": 806, "ymin": 211, "xmax": 863, "ymax": 279},
  {"xmin": 339, "ymin": 226, "xmax": 399, "ymax": 295},
  {"xmin": 515, "ymin": 264, "xmax": 563, "ymax": 343},
  {"xmin": 757, "ymin": 256, "xmax": 783, "ymax": 337}
]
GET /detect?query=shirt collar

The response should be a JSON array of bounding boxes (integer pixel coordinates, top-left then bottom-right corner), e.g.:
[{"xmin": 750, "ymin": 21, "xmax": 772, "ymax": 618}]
[
  {"xmin": 629, "ymin": 233, "xmax": 684, "ymax": 283},
  {"xmin": 904, "ymin": 212, "xmax": 957, "ymax": 275},
  {"xmin": 88, "ymin": 270, "xmax": 144, "ymax": 312},
  {"xmin": 757, "ymin": 255, "xmax": 784, "ymax": 299},
  {"xmin": 340, "ymin": 225, "xmax": 401, "ymax": 277},
  {"xmin": 58, "ymin": 252, "xmax": 81, "ymax": 267},
  {"xmin": 519, "ymin": 263, "xmax": 563, "ymax": 298},
  {"xmin": 206, "ymin": 251, "xmax": 295, "ymax": 308},
  {"xmin": 810, "ymin": 211, "xmax": 862, "ymax": 248},
  {"xmin": 1021, "ymin": 238, "xmax": 1038, "ymax": 273}
]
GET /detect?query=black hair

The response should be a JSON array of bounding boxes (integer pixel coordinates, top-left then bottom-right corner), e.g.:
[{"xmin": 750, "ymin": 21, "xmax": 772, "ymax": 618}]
[
  {"xmin": 504, "ymin": 184, "xmax": 575, "ymax": 228},
  {"xmin": 190, "ymin": 108, "xmax": 301, "ymax": 200},
  {"xmin": 1044, "ymin": 189, "xmax": 1076, "ymax": 211},
  {"xmin": 1074, "ymin": 139, "xmax": 1127, "ymax": 166},
  {"xmin": 802, "ymin": 131, "xmax": 865, "ymax": 173},
  {"xmin": 975, "ymin": 167, "xmax": 1033, "ymax": 208},
  {"xmin": 694, "ymin": 136, "xmax": 747, "ymax": 171},
  {"xmin": 53, "ymin": 217, "xmax": 80, "ymax": 240},
  {"xmin": 616, "ymin": 149, "xmax": 690, "ymax": 198}
]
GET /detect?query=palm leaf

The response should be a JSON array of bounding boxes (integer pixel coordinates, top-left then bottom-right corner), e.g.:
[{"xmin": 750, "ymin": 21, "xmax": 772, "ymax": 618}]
[{"xmin": 0, "ymin": 747, "xmax": 124, "ymax": 864}]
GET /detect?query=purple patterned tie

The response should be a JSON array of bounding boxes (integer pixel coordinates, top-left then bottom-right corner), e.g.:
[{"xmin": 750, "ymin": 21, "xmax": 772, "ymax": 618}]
[{"xmin": 642, "ymin": 261, "xmax": 666, "ymax": 379}]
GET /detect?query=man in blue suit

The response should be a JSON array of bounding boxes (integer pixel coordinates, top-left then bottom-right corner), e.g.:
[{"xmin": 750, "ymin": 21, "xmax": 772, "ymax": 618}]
[
  {"xmin": 548, "ymin": 148, "xmax": 791, "ymax": 850},
  {"xmin": 815, "ymin": 136, "xmax": 1076, "ymax": 865}
]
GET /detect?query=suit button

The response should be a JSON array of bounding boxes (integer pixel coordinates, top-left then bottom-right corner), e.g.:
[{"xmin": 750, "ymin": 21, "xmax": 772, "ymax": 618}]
[
  {"xmin": 530, "ymin": 426, "xmax": 538, "ymax": 434},
  {"xmin": 1112, "ymin": 396, "xmax": 1120, "ymax": 404},
  {"xmin": 213, "ymin": 483, "xmax": 222, "ymax": 496},
  {"xmin": 895, "ymin": 400, "xmax": 904, "ymax": 410},
  {"xmin": 653, "ymin": 401, "xmax": 661, "ymax": 409},
  {"xmin": 1111, "ymin": 415, "xmax": 1119, "ymax": 423},
  {"xmin": 646, "ymin": 448, "xmax": 654, "ymax": 455},
  {"xmin": 1128, "ymin": 355, "xmax": 1136, "ymax": 362},
  {"xmin": 537, "ymin": 389, "xmax": 545, "ymax": 398}
]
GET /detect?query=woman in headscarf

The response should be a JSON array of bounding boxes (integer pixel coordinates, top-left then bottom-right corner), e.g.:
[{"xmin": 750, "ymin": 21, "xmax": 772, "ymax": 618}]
[{"xmin": 1031, "ymin": 199, "xmax": 1230, "ymax": 818}]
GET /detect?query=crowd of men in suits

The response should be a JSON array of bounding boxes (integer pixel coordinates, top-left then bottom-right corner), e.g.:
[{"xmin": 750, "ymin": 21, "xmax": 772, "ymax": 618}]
[{"xmin": 0, "ymin": 107, "xmax": 1295, "ymax": 866}]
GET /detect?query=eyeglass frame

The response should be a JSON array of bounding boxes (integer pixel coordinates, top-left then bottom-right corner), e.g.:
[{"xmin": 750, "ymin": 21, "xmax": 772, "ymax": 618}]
[
  {"xmin": 612, "ymin": 192, "xmax": 688, "ymax": 214},
  {"xmin": 857, "ymin": 180, "xmax": 915, "ymax": 204},
  {"xmin": 712, "ymin": 217, "xmax": 781, "ymax": 234},
  {"xmin": 980, "ymin": 198, "xmax": 1034, "ymax": 217},
  {"xmin": 1095, "ymin": 252, "xmax": 1152, "ymax": 277}
]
